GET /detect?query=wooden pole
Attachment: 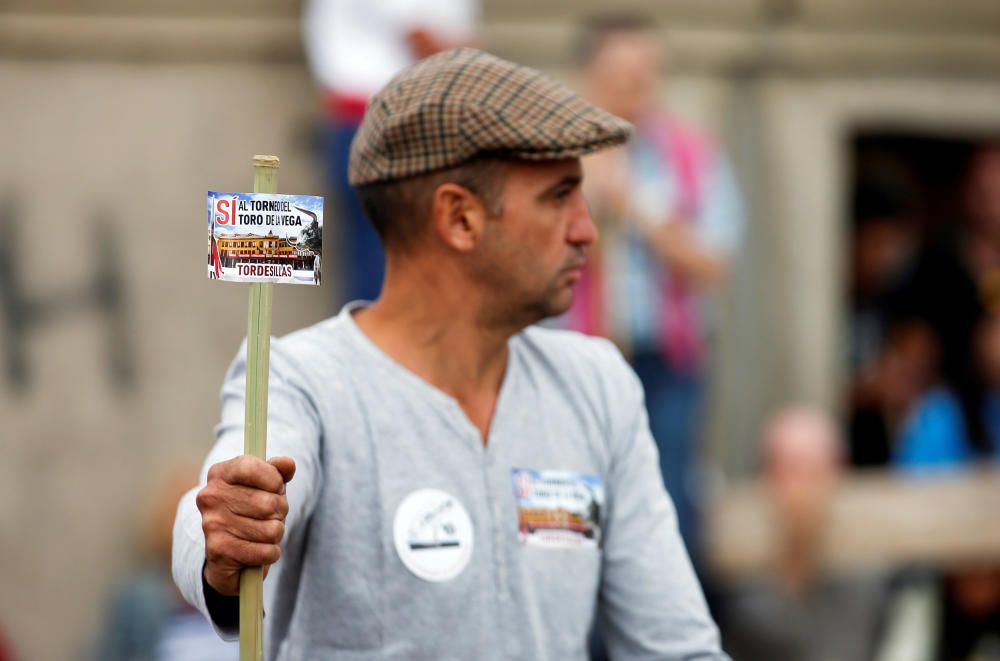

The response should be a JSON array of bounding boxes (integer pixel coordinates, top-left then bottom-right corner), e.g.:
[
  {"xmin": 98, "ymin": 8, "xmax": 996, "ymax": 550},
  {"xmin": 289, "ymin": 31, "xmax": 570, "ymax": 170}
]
[{"xmin": 240, "ymin": 154, "xmax": 278, "ymax": 661}]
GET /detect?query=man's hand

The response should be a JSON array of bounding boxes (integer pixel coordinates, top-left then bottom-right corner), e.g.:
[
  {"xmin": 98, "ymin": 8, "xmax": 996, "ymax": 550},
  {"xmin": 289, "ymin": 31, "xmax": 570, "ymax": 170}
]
[
  {"xmin": 583, "ymin": 148, "xmax": 630, "ymax": 223},
  {"xmin": 196, "ymin": 455, "xmax": 296, "ymax": 596},
  {"xmin": 643, "ymin": 220, "xmax": 728, "ymax": 289}
]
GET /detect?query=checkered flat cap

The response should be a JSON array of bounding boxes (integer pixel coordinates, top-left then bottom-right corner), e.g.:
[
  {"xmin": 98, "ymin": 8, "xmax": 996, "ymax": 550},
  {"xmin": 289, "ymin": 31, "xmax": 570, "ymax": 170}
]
[{"xmin": 348, "ymin": 48, "xmax": 632, "ymax": 186}]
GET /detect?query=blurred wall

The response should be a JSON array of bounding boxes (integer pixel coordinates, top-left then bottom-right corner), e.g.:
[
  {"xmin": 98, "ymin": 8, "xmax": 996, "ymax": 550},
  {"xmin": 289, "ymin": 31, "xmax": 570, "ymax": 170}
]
[
  {"xmin": 0, "ymin": 4, "xmax": 333, "ymax": 660},
  {"xmin": 3, "ymin": 1, "xmax": 1000, "ymax": 659}
]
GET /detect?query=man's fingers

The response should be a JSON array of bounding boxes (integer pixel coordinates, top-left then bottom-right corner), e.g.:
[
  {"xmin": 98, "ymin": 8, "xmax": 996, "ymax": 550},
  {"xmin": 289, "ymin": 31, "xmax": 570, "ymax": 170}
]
[
  {"xmin": 268, "ymin": 455, "xmax": 296, "ymax": 486},
  {"xmin": 225, "ymin": 485, "xmax": 288, "ymax": 520},
  {"xmin": 200, "ymin": 456, "xmax": 294, "ymax": 597},
  {"xmin": 203, "ymin": 507, "xmax": 287, "ymax": 544},
  {"xmin": 227, "ymin": 515, "xmax": 286, "ymax": 545},
  {"xmin": 197, "ymin": 482, "xmax": 288, "ymax": 520},
  {"xmin": 205, "ymin": 536, "xmax": 281, "ymax": 572},
  {"xmin": 208, "ymin": 455, "xmax": 286, "ymax": 493}
]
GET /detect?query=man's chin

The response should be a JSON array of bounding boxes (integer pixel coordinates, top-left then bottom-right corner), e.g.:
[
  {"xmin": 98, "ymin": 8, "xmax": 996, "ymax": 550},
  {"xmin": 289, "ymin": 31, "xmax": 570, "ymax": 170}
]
[{"xmin": 535, "ymin": 288, "xmax": 574, "ymax": 321}]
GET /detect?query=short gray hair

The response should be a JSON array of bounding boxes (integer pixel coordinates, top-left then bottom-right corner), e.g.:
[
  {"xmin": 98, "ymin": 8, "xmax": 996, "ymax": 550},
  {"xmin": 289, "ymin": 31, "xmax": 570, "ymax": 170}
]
[{"xmin": 355, "ymin": 157, "xmax": 508, "ymax": 252}]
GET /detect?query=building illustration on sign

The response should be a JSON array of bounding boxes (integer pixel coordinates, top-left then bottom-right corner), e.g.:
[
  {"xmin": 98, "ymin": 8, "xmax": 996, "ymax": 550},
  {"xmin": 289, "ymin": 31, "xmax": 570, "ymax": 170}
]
[
  {"xmin": 207, "ymin": 192, "xmax": 323, "ymax": 285},
  {"xmin": 512, "ymin": 468, "xmax": 604, "ymax": 548}
]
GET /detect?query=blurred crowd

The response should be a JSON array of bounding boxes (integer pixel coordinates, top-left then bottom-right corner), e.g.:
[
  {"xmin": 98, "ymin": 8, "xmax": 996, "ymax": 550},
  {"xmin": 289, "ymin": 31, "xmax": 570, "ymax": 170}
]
[
  {"xmin": 38, "ymin": 3, "xmax": 997, "ymax": 660},
  {"xmin": 848, "ymin": 144, "xmax": 1000, "ymax": 473},
  {"xmin": 562, "ymin": 16, "xmax": 1000, "ymax": 661},
  {"xmin": 839, "ymin": 141, "xmax": 1000, "ymax": 661}
]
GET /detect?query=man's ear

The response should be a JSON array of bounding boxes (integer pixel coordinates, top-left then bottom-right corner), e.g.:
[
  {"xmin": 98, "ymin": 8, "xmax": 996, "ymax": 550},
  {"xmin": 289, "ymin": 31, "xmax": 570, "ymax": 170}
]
[{"xmin": 430, "ymin": 183, "xmax": 487, "ymax": 252}]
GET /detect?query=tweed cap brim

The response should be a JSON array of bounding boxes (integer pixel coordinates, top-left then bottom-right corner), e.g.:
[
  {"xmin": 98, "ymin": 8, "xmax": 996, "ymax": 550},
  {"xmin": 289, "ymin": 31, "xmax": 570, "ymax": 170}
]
[{"xmin": 348, "ymin": 48, "xmax": 632, "ymax": 186}]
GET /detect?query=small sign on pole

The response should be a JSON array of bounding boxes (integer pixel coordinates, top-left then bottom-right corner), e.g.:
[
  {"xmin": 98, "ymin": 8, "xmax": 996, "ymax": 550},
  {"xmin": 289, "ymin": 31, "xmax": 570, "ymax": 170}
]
[
  {"xmin": 207, "ymin": 155, "xmax": 323, "ymax": 661},
  {"xmin": 207, "ymin": 185, "xmax": 323, "ymax": 286}
]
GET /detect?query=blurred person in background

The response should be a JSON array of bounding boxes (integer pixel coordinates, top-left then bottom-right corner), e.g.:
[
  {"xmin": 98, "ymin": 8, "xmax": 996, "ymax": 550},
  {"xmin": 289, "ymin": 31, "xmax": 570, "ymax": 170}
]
[
  {"xmin": 847, "ymin": 179, "xmax": 920, "ymax": 378},
  {"xmin": 931, "ymin": 567, "xmax": 1000, "ymax": 661},
  {"xmin": 302, "ymin": 0, "xmax": 478, "ymax": 302},
  {"xmin": 850, "ymin": 318, "xmax": 942, "ymax": 469},
  {"xmin": 0, "ymin": 628, "xmax": 14, "ymax": 661},
  {"xmin": 846, "ymin": 177, "xmax": 922, "ymax": 467},
  {"xmin": 566, "ymin": 15, "xmax": 745, "ymax": 560},
  {"xmin": 893, "ymin": 311, "xmax": 1000, "ymax": 469},
  {"xmin": 92, "ymin": 467, "xmax": 237, "ymax": 661},
  {"xmin": 889, "ymin": 308, "xmax": 1000, "ymax": 661},
  {"xmin": 719, "ymin": 406, "xmax": 889, "ymax": 661}
]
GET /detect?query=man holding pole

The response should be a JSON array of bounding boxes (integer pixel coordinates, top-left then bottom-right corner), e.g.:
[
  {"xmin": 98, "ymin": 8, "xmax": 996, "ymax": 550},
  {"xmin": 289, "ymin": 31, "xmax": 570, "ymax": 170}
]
[{"xmin": 174, "ymin": 48, "xmax": 729, "ymax": 660}]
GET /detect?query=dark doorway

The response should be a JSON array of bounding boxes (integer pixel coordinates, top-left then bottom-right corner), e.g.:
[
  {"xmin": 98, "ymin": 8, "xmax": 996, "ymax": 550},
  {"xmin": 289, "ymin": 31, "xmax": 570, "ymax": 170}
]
[{"xmin": 845, "ymin": 131, "xmax": 1000, "ymax": 469}]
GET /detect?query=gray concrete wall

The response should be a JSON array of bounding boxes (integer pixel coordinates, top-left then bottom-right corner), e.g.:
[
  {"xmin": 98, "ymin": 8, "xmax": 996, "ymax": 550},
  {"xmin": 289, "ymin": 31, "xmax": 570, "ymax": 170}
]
[{"xmin": 0, "ymin": 55, "xmax": 331, "ymax": 660}]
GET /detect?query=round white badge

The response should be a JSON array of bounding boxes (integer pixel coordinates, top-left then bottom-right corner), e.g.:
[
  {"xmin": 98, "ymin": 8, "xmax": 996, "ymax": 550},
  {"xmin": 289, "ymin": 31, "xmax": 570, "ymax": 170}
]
[{"xmin": 393, "ymin": 488, "xmax": 474, "ymax": 582}]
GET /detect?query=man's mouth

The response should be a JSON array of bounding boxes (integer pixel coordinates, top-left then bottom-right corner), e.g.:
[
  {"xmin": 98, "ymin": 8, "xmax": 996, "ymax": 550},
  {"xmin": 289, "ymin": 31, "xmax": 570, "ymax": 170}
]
[
  {"xmin": 562, "ymin": 256, "xmax": 586, "ymax": 273},
  {"xmin": 561, "ymin": 261, "xmax": 586, "ymax": 283}
]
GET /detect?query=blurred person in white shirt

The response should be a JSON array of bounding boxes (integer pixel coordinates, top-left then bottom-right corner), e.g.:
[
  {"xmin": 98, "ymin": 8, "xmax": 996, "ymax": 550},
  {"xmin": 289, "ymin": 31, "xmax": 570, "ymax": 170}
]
[{"xmin": 302, "ymin": 0, "xmax": 478, "ymax": 303}]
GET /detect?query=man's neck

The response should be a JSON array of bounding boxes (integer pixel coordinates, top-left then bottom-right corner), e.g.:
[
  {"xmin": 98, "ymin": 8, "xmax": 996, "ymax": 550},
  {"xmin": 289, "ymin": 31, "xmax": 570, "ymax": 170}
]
[{"xmin": 353, "ymin": 259, "xmax": 517, "ymax": 442}]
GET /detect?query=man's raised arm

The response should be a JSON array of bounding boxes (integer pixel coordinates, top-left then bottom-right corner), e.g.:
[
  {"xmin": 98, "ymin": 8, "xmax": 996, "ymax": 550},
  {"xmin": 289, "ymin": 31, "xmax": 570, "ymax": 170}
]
[{"xmin": 172, "ymin": 339, "xmax": 323, "ymax": 637}]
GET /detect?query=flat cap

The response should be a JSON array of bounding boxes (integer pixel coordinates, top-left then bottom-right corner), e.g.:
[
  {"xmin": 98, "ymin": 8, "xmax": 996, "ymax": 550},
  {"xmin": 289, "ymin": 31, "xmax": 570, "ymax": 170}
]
[{"xmin": 348, "ymin": 47, "xmax": 632, "ymax": 186}]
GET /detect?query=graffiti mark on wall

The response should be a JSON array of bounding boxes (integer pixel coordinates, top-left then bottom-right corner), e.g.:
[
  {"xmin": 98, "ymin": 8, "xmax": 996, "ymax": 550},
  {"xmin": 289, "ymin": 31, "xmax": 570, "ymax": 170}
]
[{"xmin": 0, "ymin": 197, "xmax": 135, "ymax": 394}]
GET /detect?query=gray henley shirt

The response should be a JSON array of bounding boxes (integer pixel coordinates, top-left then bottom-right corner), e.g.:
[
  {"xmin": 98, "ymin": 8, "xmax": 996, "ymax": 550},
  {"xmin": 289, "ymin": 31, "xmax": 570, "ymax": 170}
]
[{"xmin": 172, "ymin": 302, "xmax": 729, "ymax": 660}]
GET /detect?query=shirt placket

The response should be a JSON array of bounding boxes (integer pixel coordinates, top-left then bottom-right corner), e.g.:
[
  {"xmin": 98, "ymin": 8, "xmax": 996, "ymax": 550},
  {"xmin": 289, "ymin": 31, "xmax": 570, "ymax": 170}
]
[
  {"xmin": 478, "ymin": 357, "xmax": 526, "ymax": 659},
  {"xmin": 485, "ymin": 431, "xmax": 526, "ymax": 659}
]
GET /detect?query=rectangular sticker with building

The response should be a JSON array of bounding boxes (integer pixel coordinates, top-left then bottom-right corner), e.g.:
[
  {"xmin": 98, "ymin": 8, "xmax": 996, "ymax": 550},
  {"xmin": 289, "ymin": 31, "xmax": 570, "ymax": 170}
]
[
  {"xmin": 511, "ymin": 468, "xmax": 604, "ymax": 549},
  {"xmin": 207, "ymin": 192, "xmax": 323, "ymax": 285}
]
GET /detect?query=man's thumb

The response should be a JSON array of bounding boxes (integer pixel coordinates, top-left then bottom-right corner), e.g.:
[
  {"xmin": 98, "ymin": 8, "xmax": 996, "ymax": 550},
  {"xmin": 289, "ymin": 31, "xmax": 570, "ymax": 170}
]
[{"xmin": 268, "ymin": 455, "xmax": 296, "ymax": 484}]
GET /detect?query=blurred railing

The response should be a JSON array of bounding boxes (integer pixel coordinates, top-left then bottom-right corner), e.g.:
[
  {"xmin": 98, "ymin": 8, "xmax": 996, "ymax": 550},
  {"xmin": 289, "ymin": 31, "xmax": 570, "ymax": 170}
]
[{"xmin": 707, "ymin": 467, "xmax": 1000, "ymax": 579}]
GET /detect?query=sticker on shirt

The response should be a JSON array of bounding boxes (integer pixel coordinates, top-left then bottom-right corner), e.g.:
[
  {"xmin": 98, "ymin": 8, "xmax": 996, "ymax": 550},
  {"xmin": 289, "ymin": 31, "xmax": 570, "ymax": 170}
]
[
  {"xmin": 393, "ymin": 488, "xmax": 474, "ymax": 582},
  {"xmin": 511, "ymin": 468, "xmax": 605, "ymax": 549}
]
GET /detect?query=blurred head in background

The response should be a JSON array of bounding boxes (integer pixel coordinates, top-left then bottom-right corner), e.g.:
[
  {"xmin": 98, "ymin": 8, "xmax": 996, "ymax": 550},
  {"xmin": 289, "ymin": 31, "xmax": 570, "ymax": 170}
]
[
  {"xmin": 143, "ymin": 465, "xmax": 200, "ymax": 567},
  {"xmin": 850, "ymin": 179, "xmax": 919, "ymax": 304},
  {"xmin": 578, "ymin": 15, "xmax": 662, "ymax": 124},
  {"xmin": 875, "ymin": 319, "xmax": 941, "ymax": 422},
  {"xmin": 90, "ymin": 464, "xmax": 221, "ymax": 661},
  {"xmin": 974, "ymin": 312, "xmax": 1000, "ymax": 389},
  {"xmin": 761, "ymin": 406, "xmax": 844, "ymax": 590},
  {"xmin": 964, "ymin": 143, "xmax": 1000, "ymax": 241},
  {"xmin": 720, "ymin": 407, "xmax": 889, "ymax": 661}
]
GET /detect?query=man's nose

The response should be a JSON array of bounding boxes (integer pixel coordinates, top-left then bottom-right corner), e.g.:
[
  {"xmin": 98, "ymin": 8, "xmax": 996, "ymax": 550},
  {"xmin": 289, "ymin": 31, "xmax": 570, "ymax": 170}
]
[{"xmin": 568, "ymin": 199, "xmax": 598, "ymax": 247}]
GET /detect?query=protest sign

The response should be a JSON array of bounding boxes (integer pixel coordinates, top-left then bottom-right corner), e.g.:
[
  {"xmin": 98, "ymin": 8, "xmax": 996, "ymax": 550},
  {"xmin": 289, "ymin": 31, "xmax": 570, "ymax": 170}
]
[
  {"xmin": 207, "ymin": 191, "xmax": 323, "ymax": 285},
  {"xmin": 207, "ymin": 155, "xmax": 320, "ymax": 661}
]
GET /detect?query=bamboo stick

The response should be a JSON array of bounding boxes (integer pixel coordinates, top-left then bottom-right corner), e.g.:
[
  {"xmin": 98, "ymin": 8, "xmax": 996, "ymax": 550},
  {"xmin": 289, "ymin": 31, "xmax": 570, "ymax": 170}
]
[{"xmin": 240, "ymin": 154, "xmax": 279, "ymax": 661}]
